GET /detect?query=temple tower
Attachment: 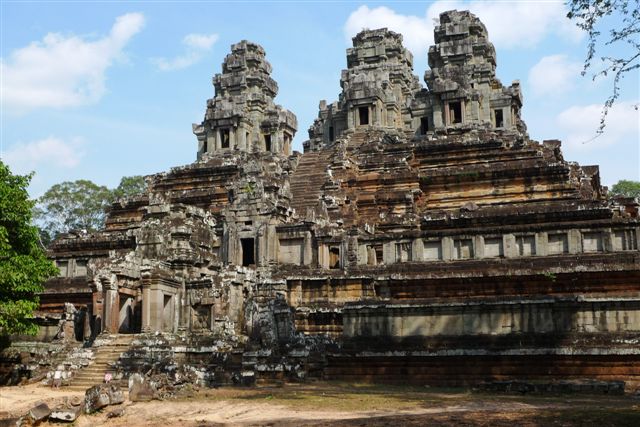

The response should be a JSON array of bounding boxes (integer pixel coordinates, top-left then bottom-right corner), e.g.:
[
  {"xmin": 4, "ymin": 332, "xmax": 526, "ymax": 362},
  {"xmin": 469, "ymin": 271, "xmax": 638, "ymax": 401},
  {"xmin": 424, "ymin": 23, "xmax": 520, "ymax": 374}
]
[
  {"xmin": 193, "ymin": 41, "xmax": 297, "ymax": 159},
  {"xmin": 421, "ymin": 10, "xmax": 525, "ymax": 132},
  {"xmin": 305, "ymin": 29, "xmax": 421, "ymax": 151}
]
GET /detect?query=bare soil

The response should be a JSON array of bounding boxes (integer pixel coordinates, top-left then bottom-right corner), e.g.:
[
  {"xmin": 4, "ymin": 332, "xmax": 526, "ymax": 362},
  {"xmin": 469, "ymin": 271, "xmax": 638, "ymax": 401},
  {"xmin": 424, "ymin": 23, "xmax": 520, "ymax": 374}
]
[{"xmin": 1, "ymin": 382, "xmax": 639, "ymax": 426}]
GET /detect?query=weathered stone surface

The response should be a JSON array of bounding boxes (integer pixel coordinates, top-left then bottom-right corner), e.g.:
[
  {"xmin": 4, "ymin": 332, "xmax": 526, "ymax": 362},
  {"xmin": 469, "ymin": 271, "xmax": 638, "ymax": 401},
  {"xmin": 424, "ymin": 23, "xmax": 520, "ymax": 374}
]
[
  {"xmin": 15, "ymin": 8, "xmax": 638, "ymax": 391},
  {"xmin": 84, "ymin": 384, "xmax": 124, "ymax": 414},
  {"xmin": 27, "ymin": 403, "xmax": 50, "ymax": 423},
  {"xmin": 49, "ymin": 405, "xmax": 81, "ymax": 423},
  {"xmin": 128, "ymin": 373, "xmax": 156, "ymax": 401}
]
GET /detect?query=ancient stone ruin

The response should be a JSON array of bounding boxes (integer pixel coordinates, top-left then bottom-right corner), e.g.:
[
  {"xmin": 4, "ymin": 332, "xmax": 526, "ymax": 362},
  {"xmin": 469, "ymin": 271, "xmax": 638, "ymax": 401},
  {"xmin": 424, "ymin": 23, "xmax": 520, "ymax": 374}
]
[{"xmin": 4, "ymin": 10, "xmax": 639, "ymax": 390}]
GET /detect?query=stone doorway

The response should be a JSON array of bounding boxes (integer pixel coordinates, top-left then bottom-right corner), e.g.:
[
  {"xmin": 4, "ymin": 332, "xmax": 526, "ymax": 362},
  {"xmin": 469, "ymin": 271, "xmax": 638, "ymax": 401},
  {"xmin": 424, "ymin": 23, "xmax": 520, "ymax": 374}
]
[
  {"xmin": 118, "ymin": 295, "xmax": 141, "ymax": 333},
  {"xmin": 162, "ymin": 294, "xmax": 174, "ymax": 331},
  {"xmin": 241, "ymin": 238, "xmax": 255, "ymax": 266}
]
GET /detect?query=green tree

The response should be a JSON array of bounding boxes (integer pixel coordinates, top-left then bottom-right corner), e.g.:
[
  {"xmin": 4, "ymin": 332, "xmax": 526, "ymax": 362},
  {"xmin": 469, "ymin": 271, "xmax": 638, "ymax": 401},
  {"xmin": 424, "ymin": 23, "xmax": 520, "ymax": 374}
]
[
  {"xmin": 610, "ymin": 179, "xmax": 640, "ymax": 198},
  {"xmin": 567, "ymin": 0, "xmax": 640, "ymax": 134},
  {"xmin": 0, "ymin": 161, "xmax": 58, "ymax": 336},
  {"xmin": 34, "ymin": 180, "xmax": 113, "ymax": 239},
  {"xmin": 113, "ymin": 175, "xmax": 147, "ymax": 199}
]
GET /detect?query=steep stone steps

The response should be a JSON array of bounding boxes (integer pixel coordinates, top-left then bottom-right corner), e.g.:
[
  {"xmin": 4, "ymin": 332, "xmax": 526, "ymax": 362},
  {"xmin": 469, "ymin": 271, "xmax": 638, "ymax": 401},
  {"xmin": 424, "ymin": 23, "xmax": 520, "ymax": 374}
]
[
  {"xmin": 65, "ymin": 335, "xmax": 135, "ymax": 391},
  {"xmin": 290, "ymin": 149, "xmax": 334, "ymax": 214}
]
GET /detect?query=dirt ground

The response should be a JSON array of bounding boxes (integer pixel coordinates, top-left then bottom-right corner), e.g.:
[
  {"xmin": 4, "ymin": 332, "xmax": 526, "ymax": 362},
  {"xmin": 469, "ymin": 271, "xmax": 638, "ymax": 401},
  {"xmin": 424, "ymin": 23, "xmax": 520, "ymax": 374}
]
[{"xmin": 1, "ymin": 382, "xmax": 639, "ymax": 426}]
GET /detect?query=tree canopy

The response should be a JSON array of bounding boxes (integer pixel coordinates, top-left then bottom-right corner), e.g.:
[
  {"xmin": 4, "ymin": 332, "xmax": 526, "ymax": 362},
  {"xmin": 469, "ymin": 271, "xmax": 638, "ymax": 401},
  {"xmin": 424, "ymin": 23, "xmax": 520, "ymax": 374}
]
[
  {"xmin": 113, "ymin": 175, "xmax": 147, "ymax": 199},
  {"xmin": 610, "ymin": 179, "xmax": 640, "ymax": 198},
  {"xmin": 34, "ymin": 180, "xmax": 113, "ymax": 240},
  {"xmin": 34, "ymin": 175, "xmax": 149, "ymax": 244},
  {"xmin": 0, "ymin": 161, "xmax": 58, "ymax": 336},
  {"xmin": 567, "ymin": 0, "xmax": 640, "ymax": 134}
]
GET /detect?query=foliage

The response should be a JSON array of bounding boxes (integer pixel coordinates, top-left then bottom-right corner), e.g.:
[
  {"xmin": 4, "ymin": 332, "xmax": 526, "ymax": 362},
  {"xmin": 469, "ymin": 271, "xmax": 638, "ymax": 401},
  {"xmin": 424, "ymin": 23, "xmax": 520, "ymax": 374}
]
[
  {"xmin": 34, "ymin": 175, "xmax": 149, "ymax": 243},
  {"xmin": 610, "ymin": 179, "xmax": 640, "ymax": 198},
  {"xmin": 567, "ymin": 0, "xmax": 640, "ymax": 134},
  {"xmin": 0, "ymin": 161, "xmax": 58, "ymax": 336},
  {"xmin": 34, "ymin": 180, "xmax": 114, "ymax": 239},
  {"xmin": 113, "ymin": 175, "xmax": 147, "ymax": 199}
]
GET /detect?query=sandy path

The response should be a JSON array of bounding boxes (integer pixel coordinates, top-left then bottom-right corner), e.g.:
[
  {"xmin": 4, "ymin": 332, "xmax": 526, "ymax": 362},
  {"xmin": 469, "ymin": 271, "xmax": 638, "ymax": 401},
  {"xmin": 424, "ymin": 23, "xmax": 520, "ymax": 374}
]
[
  {"xmin": 73, "ymin": 398, "xmax": 539, "ymax": 426},
  {"xmin": 0, "ymin": 383, "xmax": 537, "ymax": 426},
  {"xmin": 0, "ymin": 383, "xmax": 84, "ymax": 417}
]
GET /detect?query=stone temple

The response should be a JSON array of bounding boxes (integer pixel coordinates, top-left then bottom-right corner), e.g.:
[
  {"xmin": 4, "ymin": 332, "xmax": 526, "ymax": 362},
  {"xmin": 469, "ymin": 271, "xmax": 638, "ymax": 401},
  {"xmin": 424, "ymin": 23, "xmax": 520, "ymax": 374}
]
[{"xmin": 3, "ymin": 10, "xmax": 639, "ymax": 389}]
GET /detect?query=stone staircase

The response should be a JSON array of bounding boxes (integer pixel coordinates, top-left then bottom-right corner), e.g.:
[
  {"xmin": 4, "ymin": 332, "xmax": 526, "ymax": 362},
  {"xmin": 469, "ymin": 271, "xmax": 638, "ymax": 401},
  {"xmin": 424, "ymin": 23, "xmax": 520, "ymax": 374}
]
[
  {"xmin": 290, "ymin": 149, "xmax": 334, "ymax": 214},
  {"xmin": 66, "ymin": 335, "xmax": 135, "ymax": 391}
]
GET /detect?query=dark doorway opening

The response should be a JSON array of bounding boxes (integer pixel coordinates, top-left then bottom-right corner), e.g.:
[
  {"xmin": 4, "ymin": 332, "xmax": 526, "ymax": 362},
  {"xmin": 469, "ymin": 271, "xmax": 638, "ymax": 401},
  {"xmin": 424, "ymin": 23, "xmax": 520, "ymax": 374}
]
[
  {"xmin": 329, "ymin": 246, "xmax": 340, "ymax": 269},
  {"xmin": 358, "ymin": 107, "xmax": 369, "ymax": 126},
  {"xmin": 221, "ymin": 129, "xmax": 230, "ymax": 148},
  {"xmin": 329, "ymin": 126, "xmax": 335, "ymax": 142},
  {"xmin": 264, "ymin": 134, "xmax": 272, "ymax": 152},
  {"xmin": 494, "ymin": 109, "xmax": 504, "ymax": 128},
  {"xmin": 420, "ymin": 117, "xmax": 429, "ymax": 135},
  {"xmin": 241, "ymin": 238, "xmax": 255, "ymax": 266},
  {"xmin": 448, "ymin": 101, "xmax": 462, "ymax": 124}
]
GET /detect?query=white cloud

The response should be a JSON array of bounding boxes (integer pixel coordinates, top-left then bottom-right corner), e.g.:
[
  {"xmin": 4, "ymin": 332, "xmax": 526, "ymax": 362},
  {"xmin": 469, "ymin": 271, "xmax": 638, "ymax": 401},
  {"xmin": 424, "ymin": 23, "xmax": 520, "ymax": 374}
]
[
  {"xmin": 344, "ymin": 2, "xmax": 583, "ymax": 58},
  {"xmin": 1, "ymin": 13, "xmax": 145, "ymax": 113},
  {"xmin": 555, "ymin": 101, "xmax": 640, "ymax": 150},
  {"xmin": 3, "ymin": 136, "xmax": 85, "ymax": 175},
  {"xmin": 152, "ymin": 33, "xmax": 219, "ymax": 71},
  {"xmin": 529, "ymin": 55, "xmax": 582, "ymax": 97},
  {"xmin": 344, "ymin": 6, "xmax": 438, "ymax": 56}
]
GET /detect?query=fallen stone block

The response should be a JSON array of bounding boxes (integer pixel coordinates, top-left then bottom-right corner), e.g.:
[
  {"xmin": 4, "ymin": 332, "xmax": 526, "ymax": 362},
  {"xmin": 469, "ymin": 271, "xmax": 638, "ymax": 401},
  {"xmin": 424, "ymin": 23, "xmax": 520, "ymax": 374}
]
[
  {"xmin": 84, "ymin": 384, "xmax": 124, "ymax": 414},
  {"xmin": 128, "ymin": 373, "xmax": 156, "ymax": 402},
  {"xmin": 49, "ymin": 405, "xmax": 81, "ymax": 423},
  {"xmin": 28, "ymin": 402, "xmax": 50, "ymax": 423}
]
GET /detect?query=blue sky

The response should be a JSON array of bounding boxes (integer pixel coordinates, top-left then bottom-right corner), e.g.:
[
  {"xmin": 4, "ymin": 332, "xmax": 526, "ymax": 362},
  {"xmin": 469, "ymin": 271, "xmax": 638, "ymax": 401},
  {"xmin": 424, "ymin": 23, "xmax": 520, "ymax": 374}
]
[{"xmin": 1, "ymin": 1, "xmax": 638, "ymax": 197}]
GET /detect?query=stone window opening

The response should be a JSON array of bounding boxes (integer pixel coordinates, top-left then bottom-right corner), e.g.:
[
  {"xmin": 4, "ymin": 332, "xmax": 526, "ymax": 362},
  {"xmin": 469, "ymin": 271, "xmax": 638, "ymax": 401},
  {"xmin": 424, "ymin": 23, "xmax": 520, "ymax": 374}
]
[
  {"xmin": 548, "ymin": 233, "xmax": 569, "ymax": 255},
  {"xmin": 358, "ymin": 106, "xmax": 369, "ymax": 126},
  {"xmin": 75, "ymin": 259, "xmax": 88, "ymax": 277},
  {"xmin": 582, "ymin": 232, "xmax": 604, "ymax": 253},
  {"xmin": 453, "ymin": 238, "xmax": 474, "ymax": 259},
  {"xmin": 395, "ymin": 242, "xmax": 412, "ymax": 263},
  {"xmin": 516, "ymin": 235, "xmax": 536, "ymax": 256},
  {"xmin": 57, "ymin": 260, "xmax": 69, "ymax": 277},
  {"xmin": 221, "ymin": 128, "xmax": 230, "ymax": 149},
  {"xmin": 483, "ymin": 238, "xmax": 504, "ymax": 258},
  {"xmin": 423, "ymin": 240, "xmax": 442, "ymax": 261},
  {"xmin": 614, "ymin": 229, "xmax": 638, "ymax": 251},
  {"xmin": 203, "ymin": 139, "xmax": 208, "ymax": 153},
  {"xmin": 366, "ymin": 243, "xmax": 383, "ymax": 265},
  {"xmin": 241, "ymin": 238, "xmax": 256, "ymax": 266},
  {"xmin": 494, "ymin": 109, "xmax": 504, "ymax": 128},
  {"xmin": 264, "ymin": 134, "xmax": 272, "ymax": 152},
  {"xmin": 447, "ymin": 101, "xmax": 463, "ymax": 125},
  {"xmin": 329, "ymin": 246, "xmax": 341, "ymax": 269},
  {"xmin": 420, "ymin": 117, "xmax": 429, "ymax": 135}
]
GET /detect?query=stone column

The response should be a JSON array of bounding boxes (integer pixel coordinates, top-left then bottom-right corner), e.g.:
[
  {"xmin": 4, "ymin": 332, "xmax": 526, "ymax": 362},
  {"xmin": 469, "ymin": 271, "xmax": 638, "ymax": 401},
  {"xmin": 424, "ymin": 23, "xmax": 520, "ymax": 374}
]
[
  {"xmin": 141, "ymin": 283, "xmax": 151, "ymax": 332},
  {"xmin": 536, "ymin": 232, "xmax": 548, "ymax": 256},
  {"xmin": 229, "ymin": 128, "xmax": 236, "ymax": 149},
  {"xmin": 412, "ymin": 239, "xmax": 424, "ymax": 261},
  {"xmin": 568, "ymin": 229, "xmax": 581, "ymax": 254},
  {"xmin": 103, "ymin": 287, "xmax": 118, "ymax": 333},
  {"xmin": 503, "ymin": 234, "xmax": 517, "ymax": 258},
  {"xmin": 441, "ymin": 237, "xmax": 453, "ymax": 260},
  {"xmin": 238, "ymin": 126, "xmax": 247, "ymax": 150},
  {"xmin": 178, "ymin": 288, "xmax": 189, "ymax": 332}
]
